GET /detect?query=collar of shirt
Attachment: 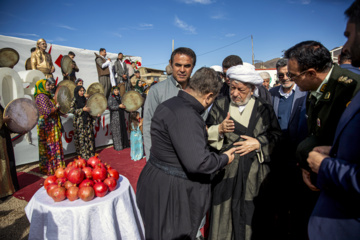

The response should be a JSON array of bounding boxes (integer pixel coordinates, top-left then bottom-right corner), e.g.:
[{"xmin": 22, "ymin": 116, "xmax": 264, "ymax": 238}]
[
  {"xmin": 311, "ymin": 65, "xmax": 334, "ymax": 101},
  {"xmin": 170, "ymin": 75, "xmax": 184, "ymax": 90},
  {"xmin": 178, "ymin": 90, "xmax": 205, "ymax": 114},
  {"xmin": 279, "ymin": 84, "xmax": 297, "ymax": 98}
]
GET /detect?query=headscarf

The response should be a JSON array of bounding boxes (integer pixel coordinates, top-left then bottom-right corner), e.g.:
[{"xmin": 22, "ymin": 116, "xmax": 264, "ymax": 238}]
[
  {"xmin": 111, "ymin": 86, "xmax": 122, "ymax": 104},
  {"xmin": 134, "ymin": 80, "xmax": 144, "ymax": 94},
  {"xmin": 34, "ymin": 79, "xmax": 52, "ymax": 98},
  {"xmin": 226, "ymin": 63, "xmax": 263, "ymax": 86},
  {"xmin": 74, "ymin": 86, "xmax": 90, "ymax": 124}
]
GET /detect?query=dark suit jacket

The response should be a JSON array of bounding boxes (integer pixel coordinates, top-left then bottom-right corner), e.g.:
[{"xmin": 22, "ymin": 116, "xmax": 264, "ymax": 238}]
[
  {"xmin": 308, "ymin": 91, "xmax": 360, "ymax": 240},
  {"xmin": 269, "ymin": 85, "xmax": 307, "ymax": 146}
]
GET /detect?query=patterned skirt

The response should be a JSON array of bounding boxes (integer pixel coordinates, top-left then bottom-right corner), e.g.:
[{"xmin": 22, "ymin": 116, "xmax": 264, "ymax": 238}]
[{"xmin": 37, "ymin": 115, "xmax": 65, "ymax": 175}]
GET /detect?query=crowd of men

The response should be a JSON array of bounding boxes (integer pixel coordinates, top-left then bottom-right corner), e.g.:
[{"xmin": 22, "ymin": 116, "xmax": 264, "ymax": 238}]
[{"xmin": 137, "ymin": 1, "xmax": 360, "ymax": 240}]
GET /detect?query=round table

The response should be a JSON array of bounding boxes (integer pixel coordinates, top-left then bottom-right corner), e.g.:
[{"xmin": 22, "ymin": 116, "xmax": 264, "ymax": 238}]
[{"xmin": 25, "ymin": 176, "xmax": 144, "ymax": 240}]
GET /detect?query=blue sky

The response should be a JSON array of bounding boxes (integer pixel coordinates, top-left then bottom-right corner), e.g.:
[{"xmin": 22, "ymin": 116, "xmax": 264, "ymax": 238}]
[{"xmin": 0, "ymin": 0, "xmax": 354, "ymax": 72}]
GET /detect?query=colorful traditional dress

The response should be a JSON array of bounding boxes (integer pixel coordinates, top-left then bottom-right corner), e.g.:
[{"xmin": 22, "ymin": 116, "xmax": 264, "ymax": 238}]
[
  {"xmin": 34, "ymin": 79, "xmax": 64, "ymax": 175},
  {"xmin": 69, "ymin": 86, "xmax": 96, "ymax": 159},
  {"xmin": 130, "ymin": 122, "xmax": 143, "ymax": 161},
  {"xmin": 108, "ymin": 89, "xmax": 129, "ymax": 151}
]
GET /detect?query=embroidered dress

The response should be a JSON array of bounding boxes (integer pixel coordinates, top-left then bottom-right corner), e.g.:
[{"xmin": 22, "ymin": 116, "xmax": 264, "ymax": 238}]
[
  {"xmin": 130, "ymin": 123, "xmax": 143, "ymax": 161},
  {"xmin": 34, "ymin": 79, "xmax": 64, "ymax": 175},
  {"xmin": 69, "ymin": 86, "xmax": 96, "ymax": 159}
]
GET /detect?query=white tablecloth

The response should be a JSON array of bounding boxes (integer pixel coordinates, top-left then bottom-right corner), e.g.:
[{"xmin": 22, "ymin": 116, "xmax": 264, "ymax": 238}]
[{"xmin": 25, "ymin": 176, "xmax": 144, "ymax": 240}]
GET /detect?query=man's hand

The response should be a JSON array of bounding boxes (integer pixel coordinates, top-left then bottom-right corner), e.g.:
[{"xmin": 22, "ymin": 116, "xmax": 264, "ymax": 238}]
[
  {"xmin": 218, "ymin": 112, "xmax": 234, "ymax": 135},
  {"xmin": 302, "ymin": 169, "xmax": 320, "ymax": 191},
  {"xmin": 122, "ymin": 74, "xmax": 127, "ymax": 80},
  {"xmin": 224, "ymin": 147, "xmax": 237, "ymax": 165},
  {"xmin": 307, "ymin": 150, "xmax": 328, "ymax": 174},
  {"xmin": 233, "ymin": 135, "xmax": 260, "ymax": 156}
]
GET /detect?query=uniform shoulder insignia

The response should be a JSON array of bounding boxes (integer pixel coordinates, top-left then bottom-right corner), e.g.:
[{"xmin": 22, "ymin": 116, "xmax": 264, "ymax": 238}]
[
  {"xmin": 338, "ymin": 76, "xmax": 348, "ymax": 82},
  {"xmin": 346, "ymin": 101, "xmax": 351, "ymax": 107}
]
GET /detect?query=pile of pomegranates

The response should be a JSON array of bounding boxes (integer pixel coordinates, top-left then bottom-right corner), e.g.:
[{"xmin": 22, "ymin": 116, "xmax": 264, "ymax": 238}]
[{"xmin": 44, "ymin": 154, "xmax": 120, "ymax": 202}]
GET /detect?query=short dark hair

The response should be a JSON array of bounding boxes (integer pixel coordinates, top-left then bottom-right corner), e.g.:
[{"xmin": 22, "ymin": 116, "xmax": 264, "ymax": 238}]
[
  {"xmin": 222, "ymin": 55, "xmax": 243, "ymax": 69},
  {"xmin": 135, "ymin": 70, "xmax": 140, "ymax": 73},
  {"xmin": 345, "ymin": 0, "xmax": 360, "ymax": 29},
  {"xmin": 99, "ymin": 48, "xmax": 106, "ymax": 53},
  {"xmin": 284, "ymin": 41, "xmax": 332, "ymax": 72},
  {"xmin": 276, "ymin": 58, "xmax": 288, "ymax": 70},
  {"xmin": 170, "ymin": 47, "xmax": 196, "ymax": 66},
  {"xmin": 339, "ymin": 51, "xmax": 352, "ymax": 64},
  {"xmin": 68, "ymin": 51, "xmax": 75, "ymax": 57},
  {"xmin": 118, "ymin": 52, "xmax": 123, "ymax": 56},
  {"xmin": 31, "ymin": 47, "xmax": 36, "ymax": 53},
  {"xmin": 188, "ymin": 67, "xmax": 222, "ymax": 96}
]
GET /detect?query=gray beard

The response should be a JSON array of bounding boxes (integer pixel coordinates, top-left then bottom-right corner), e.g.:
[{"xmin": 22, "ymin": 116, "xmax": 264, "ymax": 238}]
[{"xmin": 230, "ymin": 93, "xmax": 252, "ymax": 107}]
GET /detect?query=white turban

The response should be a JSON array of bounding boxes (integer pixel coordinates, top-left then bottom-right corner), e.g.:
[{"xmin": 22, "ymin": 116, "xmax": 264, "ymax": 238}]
[
  {"xmin": 226, "ymin": 63, "xmax": 263, "ymax": 86},
  {"xmin": 210, "ymin": 65, "xmax": 223, "ymax": 73}
]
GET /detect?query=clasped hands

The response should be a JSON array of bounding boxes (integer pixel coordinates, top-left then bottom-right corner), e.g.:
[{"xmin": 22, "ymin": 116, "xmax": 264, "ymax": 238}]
[{"xmin": 219, "ymin": 112, "xmax": 260, "ymax": 159}]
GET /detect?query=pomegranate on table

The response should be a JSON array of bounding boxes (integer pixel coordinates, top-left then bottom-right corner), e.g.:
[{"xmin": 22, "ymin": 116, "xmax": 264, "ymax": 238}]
[{"xmin": 43, "ymin": 154, "xmax": 120, "ymax": 202}]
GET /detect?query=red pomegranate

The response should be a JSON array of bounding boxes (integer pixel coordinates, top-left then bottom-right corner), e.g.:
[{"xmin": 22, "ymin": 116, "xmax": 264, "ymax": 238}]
[
  {"xmin": 92, "ymin": 165, "xmax": 107, "ymax": 181},
  {"xmin": 46, "ymin": 183, "xmax": 58, "ymax": 196},
  {"xmin": 78, "ymin": 186, "xmax": 95, "ymax": 201},
  {"xmin": 75, "ymin": 156, "xmax": 87, "ymax": 168},
  {"xmin": 93, "ymin": 181, "xmax": 108, "ymax": 197},
  {"xmin": 104, "ymin": 177, "xmax": 117, "ymax": 191},
  {"xmin": 87, "ymin": 154, "xmax": 101, "ymax": 168},
  {"xmin": 55, "ymin": 177, "xmax": 67, "ymax": 186},
  {"xmin": 82, "ymin": 166, "xmax": 93, "ymax": 179},
  {"xmin": 64, "ymin": 180, "xmax": 75, "ymax": 189},
  {"xmin": 64, "ymin": 166, "xmax": 75, "ymax": 179},
  {"xmin": 67, "ymin": 168, "xmax": 85, "ymax": 184},
  {"xmin": 55, "ymin": 167, "xmax": 65, "ymax": 178},
  {"xmin": 49, "ymin": 185, "xmax": 66, "ymax": 202},
  {"xmin": 107, "ymin": 166, "xmax": 119, "ymax": 180},
  {"xmin": 44, "ymin": 175, "xmax": 57, "ymax": 190},
  {"xmin": 66, "ymin": 186, "xmax": 79, "ymax": 201},
  {"xmin": 79, "ymin": 178, "xmax": 94, "ymax": 188},
  {"xmin": 67, "ymin": 161, "xmax": 75, "ymax": 168}
]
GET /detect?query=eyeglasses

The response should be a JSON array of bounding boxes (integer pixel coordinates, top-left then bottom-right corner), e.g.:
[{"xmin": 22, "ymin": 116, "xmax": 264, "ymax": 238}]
[
  {"xmin": 286, "ymin": 70, "xmax": 308, "ymax": 80},
  {"xmin": 278, "ymin": 73, "xmax": 285, "ymax": 79}
]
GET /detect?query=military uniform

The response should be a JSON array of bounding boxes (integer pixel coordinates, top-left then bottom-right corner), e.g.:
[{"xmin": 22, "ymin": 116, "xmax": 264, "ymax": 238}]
[{"xmin": 297, "ymin": 64, "xmax": 360, "ymax": 170}]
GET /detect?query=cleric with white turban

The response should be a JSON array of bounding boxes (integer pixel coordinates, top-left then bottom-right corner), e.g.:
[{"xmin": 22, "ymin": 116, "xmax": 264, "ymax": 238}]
[
  {"xmin": 226, "ymin": 63, "xmax": 263, "ymax": 86},
  {"xmin": 206, "ymin": 62, "xmax": 282, "ymax": 240}
]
